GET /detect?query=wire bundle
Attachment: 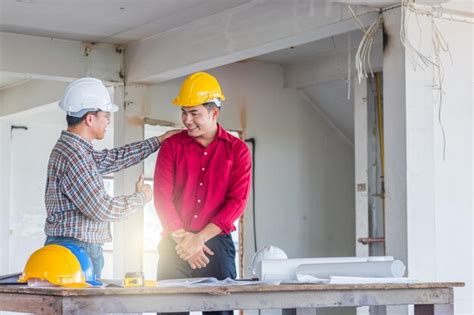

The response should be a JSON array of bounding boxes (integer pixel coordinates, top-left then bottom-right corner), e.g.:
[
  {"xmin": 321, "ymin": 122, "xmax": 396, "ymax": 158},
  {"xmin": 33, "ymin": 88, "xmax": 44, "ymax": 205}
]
[{"xmin": 347, "ymin": 5, "xmax": 383, "ymax": 83}]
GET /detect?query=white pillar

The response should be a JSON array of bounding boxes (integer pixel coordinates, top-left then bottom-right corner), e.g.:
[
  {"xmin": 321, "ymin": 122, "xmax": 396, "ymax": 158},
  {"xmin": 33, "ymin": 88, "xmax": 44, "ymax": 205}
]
[
  {"xmin": 354, "ymin": 77, "xmax": 369, "ymax": 258},
  {"xmin": 113, "ymin": 85, "xmax": 148, "ymax": 278},
  {"xmin": 383, "ymin": 7, "xmax": 435, "ymax": 315},
  {"xmin": 383, "ymin": 8, "xmax": 408, "ymax": 267},
  {"xmin": 384, "ymin": 5, "xmax": 437, "ymax": 279},
  {"xmin": 0, "ymin": 122, "xmax": 11, "ymax": 274},
  {"xmin": 354, "ymin": 78, "xmax": 369, "ymax": 315}
]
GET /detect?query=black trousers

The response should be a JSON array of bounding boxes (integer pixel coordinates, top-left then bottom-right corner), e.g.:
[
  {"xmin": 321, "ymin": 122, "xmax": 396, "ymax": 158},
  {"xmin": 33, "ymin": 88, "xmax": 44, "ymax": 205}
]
[{"xmin": 157, "ymin": 234, "xmax": 237, "ymax": 315}]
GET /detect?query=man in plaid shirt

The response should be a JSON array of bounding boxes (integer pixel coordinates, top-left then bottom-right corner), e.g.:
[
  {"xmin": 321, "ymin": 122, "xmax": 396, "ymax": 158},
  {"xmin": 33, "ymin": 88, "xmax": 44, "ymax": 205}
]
[{"xmin": 44, "ymin": 77, "xmax": 177, "ymax": 278}]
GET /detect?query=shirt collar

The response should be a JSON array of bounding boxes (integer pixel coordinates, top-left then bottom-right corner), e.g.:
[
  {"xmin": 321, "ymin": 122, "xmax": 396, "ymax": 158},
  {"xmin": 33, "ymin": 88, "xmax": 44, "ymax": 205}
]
[
  {"xmin": 180, "ymin": 124, "xmax": 232, "ymax": 144},
  {"xmin": 60, "ymin": 130, "xmax": 93, "ymax": 152}
]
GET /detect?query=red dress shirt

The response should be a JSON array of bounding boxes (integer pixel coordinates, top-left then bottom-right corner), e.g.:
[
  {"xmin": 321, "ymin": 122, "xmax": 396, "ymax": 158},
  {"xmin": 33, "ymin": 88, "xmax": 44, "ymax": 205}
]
[{"xmin": 154, "ymin": 124, "xmax": 251, "ymax": 235}]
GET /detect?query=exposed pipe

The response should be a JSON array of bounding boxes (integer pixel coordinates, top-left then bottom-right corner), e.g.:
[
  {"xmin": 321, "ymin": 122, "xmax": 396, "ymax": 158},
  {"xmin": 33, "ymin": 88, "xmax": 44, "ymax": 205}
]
[
  {"xmin": 358, "ymin": 237, "xmax": 385, "ymax": 245},
  {"xmin": 374, "ymin": 72, "xmax": 386, "ymax": 254}
]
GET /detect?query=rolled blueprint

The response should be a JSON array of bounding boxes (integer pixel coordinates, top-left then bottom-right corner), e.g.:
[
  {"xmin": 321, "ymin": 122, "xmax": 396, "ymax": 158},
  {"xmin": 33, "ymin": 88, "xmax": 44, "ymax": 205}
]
[
  {"xmin": 295, "ymin": 260, "xmax": 406, "ymax": 279},
  {"xmin": 260, "ymin": 256, "xmax": 394, "ymax": 281}
]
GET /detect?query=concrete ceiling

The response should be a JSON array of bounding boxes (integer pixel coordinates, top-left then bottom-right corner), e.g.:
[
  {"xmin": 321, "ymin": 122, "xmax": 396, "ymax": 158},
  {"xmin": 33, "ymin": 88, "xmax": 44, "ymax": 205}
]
[
  {"xmin": 0, "ymin": 0, "xmax": 370, "ymax": 134},
  {"xmin": 6, "ymin": 0, "xmax": 460, "ymax": 143},
  {"xmin": 0, "ymin": 0, "xmax": 252, "ymax": 44},
  {"xmin": 252, "ymin": 30, "xmax": 382, "ymax": 143},
  {"xmin": 301, "ymin": 80, "xmax": 354, "ymax": 141},
  {"xmin": 252, "ymin": 30, "xmax": 367, "ymax": 65},
  {"xmin": 0, "ymin": 75, "xmax": 30, "ymax": 90}
]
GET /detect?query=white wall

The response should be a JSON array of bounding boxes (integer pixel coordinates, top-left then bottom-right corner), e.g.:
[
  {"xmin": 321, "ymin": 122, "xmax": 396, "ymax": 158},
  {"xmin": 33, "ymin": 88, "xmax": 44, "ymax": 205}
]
[
  {"xmin": 384, "ymin": 7, "xmax": 473, "ymax": 314},
  {"xmin": 7, "ymin": 121, "xmax": 63, "ymax": 272},
  {"xmin": 0, "ymin": 122, "xmax": 11, "ymax": 275},
  {"xmin": 146, "ymin": 61, "xmax": 355, "ymax": 266},
  {"xmin": 430, "ymin": 17, "xmax": 473, "ymax": 314},
  {"xmin": 0, "ymin": 105, "xmax": 67, "ymax": 273}
]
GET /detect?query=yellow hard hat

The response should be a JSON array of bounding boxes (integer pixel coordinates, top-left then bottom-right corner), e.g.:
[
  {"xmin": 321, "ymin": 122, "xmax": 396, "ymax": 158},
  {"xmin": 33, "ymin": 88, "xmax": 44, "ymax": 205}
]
[
  {"xmin": 18, "ymin": 245, "xmax": 88, "ymax": 288},
  {"xmin": 172, "ymin": 72, "xmax": 225, "ymax": 107}
]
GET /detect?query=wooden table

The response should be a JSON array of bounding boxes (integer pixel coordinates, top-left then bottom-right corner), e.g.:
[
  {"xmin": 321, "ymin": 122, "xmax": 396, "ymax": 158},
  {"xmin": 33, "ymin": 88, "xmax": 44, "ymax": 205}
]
[{"xmin": 0, "ymin": 282, "xmax": 464, "ymax": 314}]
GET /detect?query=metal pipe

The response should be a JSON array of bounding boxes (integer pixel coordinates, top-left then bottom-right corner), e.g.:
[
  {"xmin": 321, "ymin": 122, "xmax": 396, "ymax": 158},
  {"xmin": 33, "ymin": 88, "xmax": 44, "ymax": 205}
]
[
  {"xmin": 374, "ymin": 72, "xmax": 386, "ymax": 254},
  {"xmin": 358, "ymin": 237, "xmax": 385, "ymax": 245}
]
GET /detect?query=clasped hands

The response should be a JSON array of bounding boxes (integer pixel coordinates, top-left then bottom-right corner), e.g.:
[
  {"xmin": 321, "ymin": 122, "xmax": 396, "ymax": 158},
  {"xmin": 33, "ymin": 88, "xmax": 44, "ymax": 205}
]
[{"xmin": 172, "ymin": 230, "xmax": 214, "ymax": 270}]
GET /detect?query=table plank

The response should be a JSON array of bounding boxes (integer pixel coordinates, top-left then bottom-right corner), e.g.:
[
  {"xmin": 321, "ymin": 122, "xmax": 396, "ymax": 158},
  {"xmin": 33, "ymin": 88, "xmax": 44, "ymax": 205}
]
[
  {"xmin": 0, "ymin": 292, "xmax": 62, "ymax": 314},
  {"xmin": 0, "ymin": 282, "xmax": 464, "ymax": 297},
  {"xmin": 0, "ymin": 283, "xmax": 460, "ymax": 314}
]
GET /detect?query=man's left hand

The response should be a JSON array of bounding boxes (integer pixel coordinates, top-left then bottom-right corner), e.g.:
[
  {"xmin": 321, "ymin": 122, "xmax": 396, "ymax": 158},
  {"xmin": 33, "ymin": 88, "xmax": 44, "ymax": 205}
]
[
  {"xmin": 187, "ymin": 249, "xmax": 210, "ymax": 269},
  {"xmin": 175, "ymin": 232, "xmax": 205, "ymax": 261}
]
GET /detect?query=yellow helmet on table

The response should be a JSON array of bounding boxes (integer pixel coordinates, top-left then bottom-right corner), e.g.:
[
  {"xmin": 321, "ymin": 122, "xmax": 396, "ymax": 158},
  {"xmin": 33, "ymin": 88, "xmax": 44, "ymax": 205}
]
[{"xmin": 18, "ymin": 244, "xmax": 88, "ymax": 288}]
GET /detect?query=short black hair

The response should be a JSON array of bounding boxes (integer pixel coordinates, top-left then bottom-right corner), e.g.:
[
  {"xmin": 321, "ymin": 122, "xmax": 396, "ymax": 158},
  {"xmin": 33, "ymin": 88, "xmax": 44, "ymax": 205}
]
[
  {"xmin": 66, "ymin": 111, "xmax": 98, "ymax": 127},
  {"xmin": 202, "ymin": 102, "xmax": 220, "ymax": 112}
]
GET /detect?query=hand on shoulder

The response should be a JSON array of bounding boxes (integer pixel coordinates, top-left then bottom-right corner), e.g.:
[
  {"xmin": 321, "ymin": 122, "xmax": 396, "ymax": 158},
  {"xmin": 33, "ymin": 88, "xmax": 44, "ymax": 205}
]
[{"xmin": 158, "ymin": 129, "xmax": 182, "ymax": 143}]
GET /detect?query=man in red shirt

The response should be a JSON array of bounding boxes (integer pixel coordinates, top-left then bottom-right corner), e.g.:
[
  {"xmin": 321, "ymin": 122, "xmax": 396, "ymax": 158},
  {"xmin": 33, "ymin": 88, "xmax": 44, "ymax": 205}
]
[{"xmin": 154, "ymin": 72, "xmax": 251, "ymax": 315}]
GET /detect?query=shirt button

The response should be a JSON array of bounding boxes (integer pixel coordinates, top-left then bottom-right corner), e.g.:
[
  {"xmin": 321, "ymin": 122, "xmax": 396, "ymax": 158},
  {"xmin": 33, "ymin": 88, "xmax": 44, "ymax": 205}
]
[
  {"xmin": 201, "ymin": 167, "xmax": 205, "ymax": 171},
  {"xmin": 197, "ymin": 199, "xmax": 201, "ymax": 203},
  {"xmin": 199, "ymin": 182, "xmax": 203, "ymax": 186},
  {"xmin": 194, "ymin": 215, "xmax": 198, "ymax": 218},
  {"xmin": 204, "ymin": 152, "xmax": 208, "ymax": 155}
]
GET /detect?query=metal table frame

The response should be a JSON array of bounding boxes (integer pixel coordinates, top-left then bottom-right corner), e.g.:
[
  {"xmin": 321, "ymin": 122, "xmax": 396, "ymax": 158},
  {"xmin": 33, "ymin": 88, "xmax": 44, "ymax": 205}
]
[{"xmin": 0, "ymin": 282, "xmax": 463, "ymax": 314}]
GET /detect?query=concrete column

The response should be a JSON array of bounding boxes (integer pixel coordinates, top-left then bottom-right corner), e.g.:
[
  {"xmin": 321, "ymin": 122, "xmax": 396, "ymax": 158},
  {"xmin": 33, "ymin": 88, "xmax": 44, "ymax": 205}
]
[
  {"xmin": 354, "ymin": 78, "xmax": 370, "ymax": 315},
  {"xmin": 383, "ymin": 8, "xmax": 408, "ymax": 267},
  {"xmin": 383, "ymin": 7, "xmax": 435, "ymax": 315},
  {"xmin": 354, "ymin": 77, "xmax": 369, "ymax": 258},
  {"xmin": 0, "ymin": 122, "xmax": 11, "ymax": 274},
  {"xmin": 383, "ymin": 5, "xmax": 436, "ymax": 277},
  {"xmin": 113, "ymin": 85, "xmax": 148, "ymax": 278}
]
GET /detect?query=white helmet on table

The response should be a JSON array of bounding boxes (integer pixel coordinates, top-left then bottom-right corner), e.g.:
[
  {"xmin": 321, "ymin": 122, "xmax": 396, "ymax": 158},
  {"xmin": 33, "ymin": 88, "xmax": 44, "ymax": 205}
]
[
  {"xmin": 59, "ymin": 77, "xmax": 119, "ymax": 117},
  {"xmin": 249, "ymin": 245, "xmax": 288, "ymax": 278}
]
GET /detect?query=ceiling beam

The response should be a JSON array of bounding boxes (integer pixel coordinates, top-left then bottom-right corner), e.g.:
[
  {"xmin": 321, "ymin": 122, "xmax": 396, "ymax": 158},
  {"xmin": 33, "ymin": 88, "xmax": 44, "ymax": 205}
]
[
  {"xmin": 0, "ymin": 80, "xmax": 68, "ymax": 117},
  {"xmin": 284, "ymin": 40, "xmax": 383, "ymax": 89},
  {"xmin": 125, "ymin": 1, "xmax": 379, "ymax": 83},
  {"xmin": 0, "ymin": 32, "xmax": 123, "ymax": 83}
]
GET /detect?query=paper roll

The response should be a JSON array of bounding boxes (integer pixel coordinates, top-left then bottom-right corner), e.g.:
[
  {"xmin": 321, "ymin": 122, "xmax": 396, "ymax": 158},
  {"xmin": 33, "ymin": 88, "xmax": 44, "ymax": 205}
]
[
  {"xmin": 260, "ymin": 256, "xmax": 394, "ymax": 281},
  {"xmin": 295, "ymin": 260, "xmax": 406, "ymax": 279}
]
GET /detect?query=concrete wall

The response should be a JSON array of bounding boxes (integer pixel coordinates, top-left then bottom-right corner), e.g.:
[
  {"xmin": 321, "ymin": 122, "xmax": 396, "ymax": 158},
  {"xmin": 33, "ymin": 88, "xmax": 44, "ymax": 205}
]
[
  {"xmin": 0, "ymin": 112, "xmax": 66, "ymax": 273},
  {"xmin": 430, "ymin": 17, "xmax": 473, "ymax": 314},
  {"xmin": 146, "ymin": 61, "xmax": 356, "ymax": 268},
  {"xmin": 384, "ymin": 7, "xmax": 473, "ymax": 314}
]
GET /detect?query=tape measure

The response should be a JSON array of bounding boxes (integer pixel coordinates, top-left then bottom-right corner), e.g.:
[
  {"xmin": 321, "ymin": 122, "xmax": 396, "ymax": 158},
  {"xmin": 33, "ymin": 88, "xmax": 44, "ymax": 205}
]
[{"xmin": 123, "ymin": 272, "xmax": 144, "ymax": 287}]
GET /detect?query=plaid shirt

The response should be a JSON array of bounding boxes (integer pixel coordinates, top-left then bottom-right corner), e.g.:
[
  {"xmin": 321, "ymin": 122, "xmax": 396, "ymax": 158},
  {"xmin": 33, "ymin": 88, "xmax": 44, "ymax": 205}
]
[{"xmin": 44, "ymin": 130, "xmax": 160, "ymax": 244}]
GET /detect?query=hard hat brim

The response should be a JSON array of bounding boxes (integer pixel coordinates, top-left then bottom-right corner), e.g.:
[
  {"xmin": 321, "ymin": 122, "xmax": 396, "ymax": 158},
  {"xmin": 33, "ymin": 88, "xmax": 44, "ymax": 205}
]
[
  {"xmin": 64, "ymin": 103, "xmax": 119, "ymax": 117},
  {"xmin": 172, "ymin": 96, "xmax": 225, "ymax": 107},
  {"xmin": 106, "ymin": 103, "xmax": 119, "ymax": 113}
]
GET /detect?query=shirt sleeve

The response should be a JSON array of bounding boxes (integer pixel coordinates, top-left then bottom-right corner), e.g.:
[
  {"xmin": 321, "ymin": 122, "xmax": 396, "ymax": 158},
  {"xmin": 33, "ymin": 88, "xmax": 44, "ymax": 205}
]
[
  {"xmin": 92, "ymin": 137, "xmax": 160, "ymax": 175},
  {"xmin": 211, "ymin": 142, "xmax": 252, "ymax": 234},
  {"xmin": 153, "ymin": 140, "xmax": 184, "ymax": 232},
  {"xmin": 61, "ymin": 156, "xmax": 147, "ymax": 222}
]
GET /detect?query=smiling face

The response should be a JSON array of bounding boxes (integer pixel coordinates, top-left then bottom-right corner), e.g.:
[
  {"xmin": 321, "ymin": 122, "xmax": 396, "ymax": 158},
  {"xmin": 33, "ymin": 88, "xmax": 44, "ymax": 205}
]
[
  {"xmin": 88, "ymin": 111, "xmax": 111, "ymax": 140},
  {"xmin": 181, "ymin": 104, "xmax": 219, "ymax": 139}
]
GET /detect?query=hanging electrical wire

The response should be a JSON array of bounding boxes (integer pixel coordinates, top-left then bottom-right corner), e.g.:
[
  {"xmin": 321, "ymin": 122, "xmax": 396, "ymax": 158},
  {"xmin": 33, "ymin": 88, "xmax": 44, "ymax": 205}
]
[
  {"xmin": 347, "ymin": 4, "xmax": 383, "ymax": 83},
  {"xmin": 431, "ymin": 7, "xmax": 474, "ymax": 24},
  {"xmin": 400, "ymin": 0, "xmax": 453, "ymax": 159},
  {"xmin": 345, "ymin": 0, "xmax": 470, "ymax": 160},
  {"xmin": 431, "ymin": 17, "xmax": 450, "ymax": 160},
  {"xmin": 401, "ymin": 0, "xmax": 437, "ymax": 69}
]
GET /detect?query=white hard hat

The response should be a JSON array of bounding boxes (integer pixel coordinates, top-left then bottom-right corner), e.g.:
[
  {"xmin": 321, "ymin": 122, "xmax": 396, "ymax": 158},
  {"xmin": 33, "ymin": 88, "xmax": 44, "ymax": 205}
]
[
  {"xmin": 59, "ymin": 77, "xmax": 119, "ymax": 117},
  {"xmin": 249, "ymin": 245, "xmax": 288, "ymax": 278}
]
